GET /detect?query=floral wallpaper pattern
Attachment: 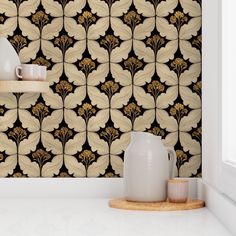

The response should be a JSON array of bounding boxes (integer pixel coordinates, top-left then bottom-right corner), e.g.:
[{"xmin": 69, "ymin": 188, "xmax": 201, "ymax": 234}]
[{"xmin": 0, "ymin": 0, "xmax": 201, "ymax": 177}]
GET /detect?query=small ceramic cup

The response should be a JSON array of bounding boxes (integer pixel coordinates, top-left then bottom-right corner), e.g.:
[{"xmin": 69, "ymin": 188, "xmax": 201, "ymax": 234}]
[
  {"xmin": 16, "ymin": 64, "xmax": 39, "ymax": 81},
  {"xmin": 38, "ymin": 65, "xmax": 47, "ymax": 81},
  {"xmin": 167, "ymin": 179, "xmax": 188, "ymax": 203}
]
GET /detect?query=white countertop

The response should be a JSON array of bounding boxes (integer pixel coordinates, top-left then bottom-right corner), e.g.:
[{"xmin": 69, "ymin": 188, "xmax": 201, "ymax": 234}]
[{"xmin": 0, "ymin": 198, "xmax": 232, "ymax": 236}]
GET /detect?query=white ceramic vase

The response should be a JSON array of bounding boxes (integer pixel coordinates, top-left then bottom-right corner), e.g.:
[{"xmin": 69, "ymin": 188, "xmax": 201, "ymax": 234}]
[
  {"xmin": 124, "ymin": 132, "xmax": 176, "ymax": 202},
  {"xmin": 0, "ymin": 37, "xmax": 21, "ymax": 81}
]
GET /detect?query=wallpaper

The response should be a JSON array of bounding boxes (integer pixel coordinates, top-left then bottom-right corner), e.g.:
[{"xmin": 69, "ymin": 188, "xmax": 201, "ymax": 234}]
[{"xmin": 0, "ymin": 0, "xmax": 201, "ymax": 177}]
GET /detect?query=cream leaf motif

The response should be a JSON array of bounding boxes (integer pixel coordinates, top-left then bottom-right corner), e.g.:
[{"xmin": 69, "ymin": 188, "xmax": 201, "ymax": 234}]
[
  {"xmin": 19, "ymin": 0, "xmax": 40, "ymax": 17},
  {"xmin": 133, "ymin": 0, "xmax": 155, "ymax": 17},
  {"xmin": 180, "ymin": 0, "xmax": 201, "ymax": 17},
  {"xmin": 42, "ymin": 0, "xmax": 63, "ymax": 17},
  {"xmin": 64, "ymin": 154, "xmax": 86, "ymax": 177},
  {"xmin": 179, "ymin": 17, "xmax": 202, "ymax": 40},
  {"xmin": 134, "ymin": 110, "xmax": 155, "ymax": 131},
  {"xmin": 0, "ymin": 18, "xmax": 17, "ymax": 37},
  {"xmin": 179, "ymin": 109, "xmax": 201, "ymax": 132},
  {"xmin": 88, "ymin": 132, "xmax": 109, "ymax": 155},
  {"xmin": 0, "ymin": 0, "xmax": 17, "ymax": 17},
  {"xmin": 156, "ymin": 18, "xmax": 178, "ymax": 40},
  {"xmin": 42, "ymin": 155, "xmax": 63, "ymax": 177},
  {"xmin": 110, "ymin": 155, "xmax": 123, "ymax": 176},
  {"xmin": 88, "ymin": 109, "xmax": 109, "ymax": 132},
  {"xmin": 179, "ymin": 40, "xmax": 201, "ymax": 63},
  {"xmin": 156, "ymin": 0, "xmax": 178, "ymax": 17},
  {"xmin": 87, "ymin": 155, "xmax": 109, "ymax": 177},
  {"xmin": 19, "ymin": 155, "xmax": 40, "ymax": 177},
  {"xmin": 179, "ymin": 155, "xmax": 201, "ymax": 177},
  {"xmin": 0, "ymin": 155, "xmax": 17, "ymax": 177},
  {"xmin": 111, "ymin": 0, "xmax": 132, "ymax": 17},
  {"xmin": 180, "ymin": 132, "xmax": 201, "ymax": 155},
  {"xmin": 179, "ymin": 86, "xmax": 201, "ymax": 109},
  {"xmin": 64, "ymin": 0, "xmax": 86, "ymax": 17}
]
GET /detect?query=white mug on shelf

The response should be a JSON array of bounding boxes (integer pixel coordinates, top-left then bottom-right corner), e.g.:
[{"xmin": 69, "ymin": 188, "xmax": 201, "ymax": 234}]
[
  {"xmin": 16, "ymin": 64, "xmax": 39, "ymax": 81},
  {"xmin": 38, "ymin": 65, "xmax": 47, "ymax": 81}
]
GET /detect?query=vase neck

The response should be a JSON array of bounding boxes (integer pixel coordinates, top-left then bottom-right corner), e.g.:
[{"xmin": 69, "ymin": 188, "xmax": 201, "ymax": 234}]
[{"xmin": 131, "ymin": 131, "xmax": 161, "ymax": 144}]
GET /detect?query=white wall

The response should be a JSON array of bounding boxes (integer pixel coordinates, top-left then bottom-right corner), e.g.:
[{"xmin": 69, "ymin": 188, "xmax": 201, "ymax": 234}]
[
  {"xmin": 202, "ymin": 0, "xmax": 221, "ymax": 189},
  {"xmin": 202, "ymin": 1, "xmax": 236, "ymax": 234}
]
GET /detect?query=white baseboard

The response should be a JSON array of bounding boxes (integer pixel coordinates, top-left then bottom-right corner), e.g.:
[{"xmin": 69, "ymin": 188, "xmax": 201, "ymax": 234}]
[
  {"xmin": 0, "ymin": 177, "xmax": 198, "ymax": 199},
  {"xmin": 198, "ymin": 179, "xmax": 236, "ymax": 235},
  {"xmin": 0, "ymin": 178, "xmax": 124, "ymax": 198}
]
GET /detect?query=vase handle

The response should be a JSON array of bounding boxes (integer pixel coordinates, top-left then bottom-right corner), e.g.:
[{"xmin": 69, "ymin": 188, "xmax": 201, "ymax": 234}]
[
  {"xmin": 15, "ymin": 65, "xmax": 22, "ymax": 79},
  {"xmin": 167, "ymin": 147, "xmax": 176, "ymax": 179}
]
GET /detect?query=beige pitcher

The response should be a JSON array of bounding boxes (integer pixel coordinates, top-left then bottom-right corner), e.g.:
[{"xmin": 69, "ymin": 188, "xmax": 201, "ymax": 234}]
[{"xmin": 124, "ymin": 132, "xmax": 176, "ymax": 202}]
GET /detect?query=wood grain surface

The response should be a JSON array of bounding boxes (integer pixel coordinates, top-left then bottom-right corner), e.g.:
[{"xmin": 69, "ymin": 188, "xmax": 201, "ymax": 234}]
[
  {"xmin": 0, "ymin": 81, "xmax": 49, "ymax": 93},
  {"xmin": 109, "ymin": 198, "xmax": 205, "ymax": 211}
]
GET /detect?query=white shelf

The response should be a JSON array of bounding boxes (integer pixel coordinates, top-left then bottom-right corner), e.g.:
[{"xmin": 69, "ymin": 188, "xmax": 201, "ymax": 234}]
[{"xmin": 0, "ymin": 81, "xmax": 49, "ymax": 93}]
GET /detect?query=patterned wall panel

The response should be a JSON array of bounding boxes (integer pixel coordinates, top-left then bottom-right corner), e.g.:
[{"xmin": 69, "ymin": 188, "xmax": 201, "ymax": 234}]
[{"xmin": 0, "ymin": 0, "xmax": 201, "ymax": 177}]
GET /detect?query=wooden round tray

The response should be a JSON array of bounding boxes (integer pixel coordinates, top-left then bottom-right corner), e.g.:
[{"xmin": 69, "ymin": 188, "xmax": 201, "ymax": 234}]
[{"xmin": 109, "ymin": 198, "xmax": 205, "ymax": 211}]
